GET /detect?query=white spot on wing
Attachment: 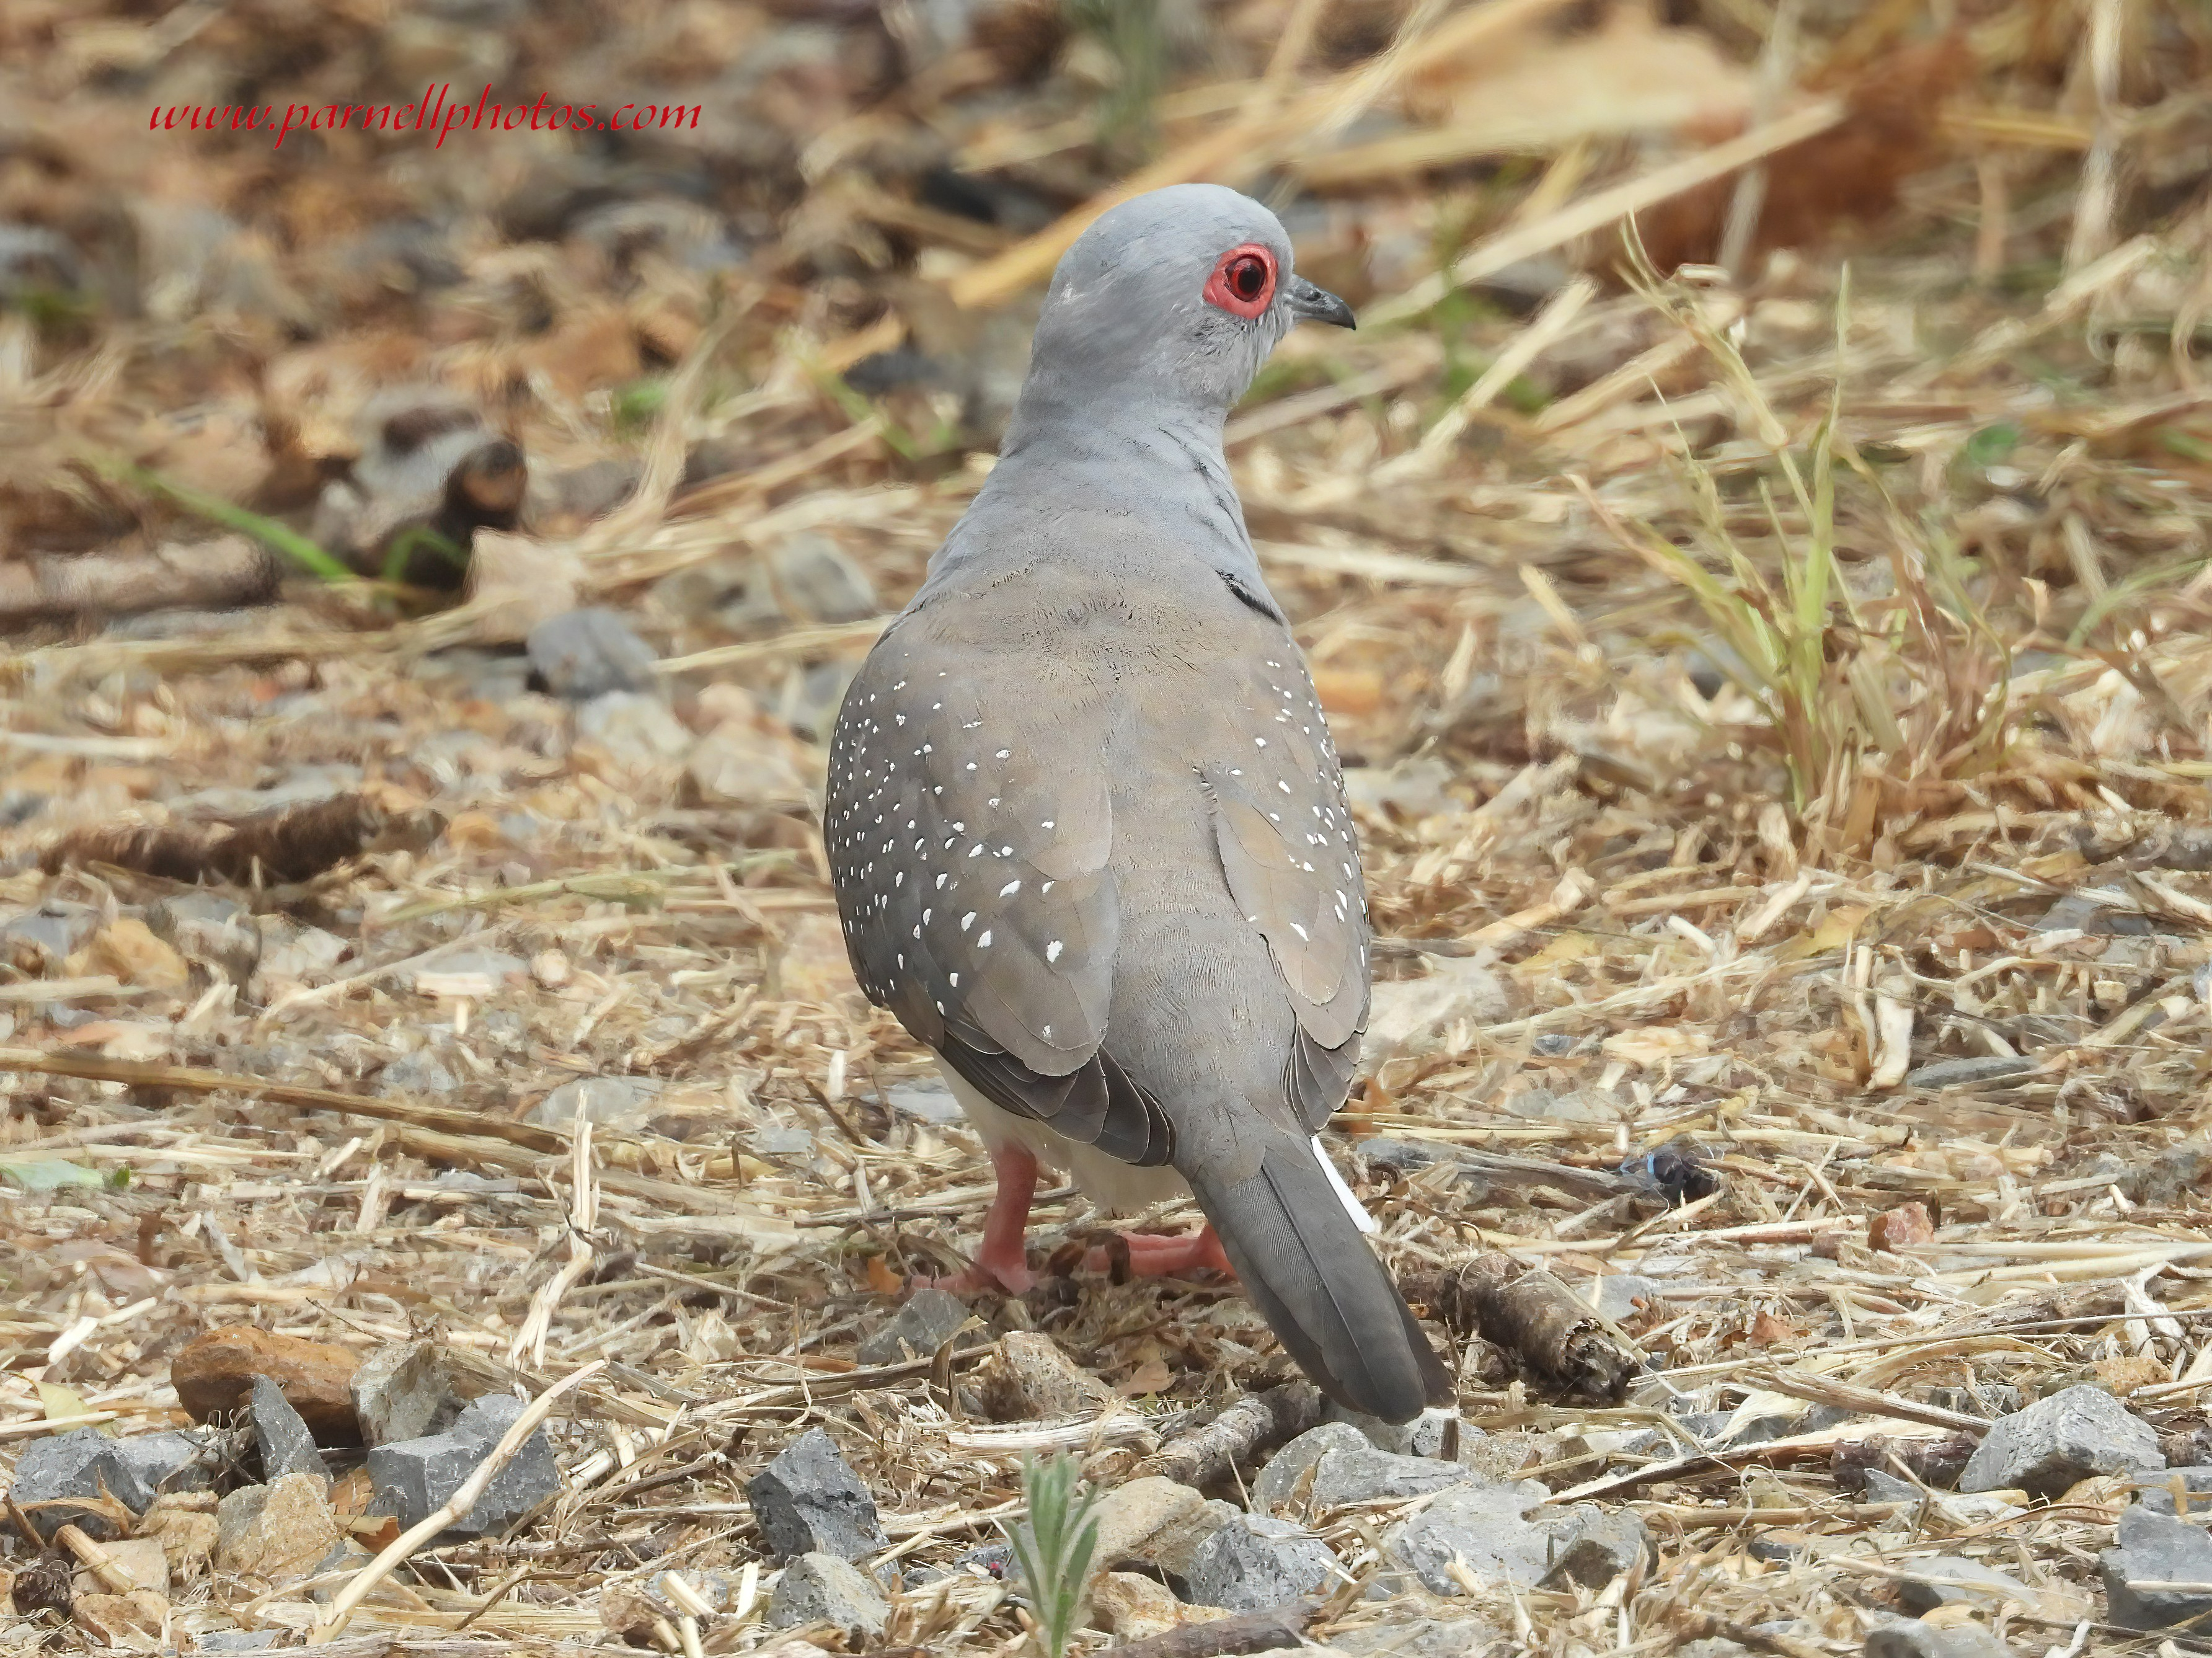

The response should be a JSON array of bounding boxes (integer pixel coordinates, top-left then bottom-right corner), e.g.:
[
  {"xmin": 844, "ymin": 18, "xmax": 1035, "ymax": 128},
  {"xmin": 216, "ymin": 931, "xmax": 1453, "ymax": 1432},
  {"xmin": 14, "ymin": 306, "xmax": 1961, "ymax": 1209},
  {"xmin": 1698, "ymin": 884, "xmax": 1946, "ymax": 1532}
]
[{"xmin": 1313, "ymin": 1137, "xmax": 1378, "ymax": 1234}]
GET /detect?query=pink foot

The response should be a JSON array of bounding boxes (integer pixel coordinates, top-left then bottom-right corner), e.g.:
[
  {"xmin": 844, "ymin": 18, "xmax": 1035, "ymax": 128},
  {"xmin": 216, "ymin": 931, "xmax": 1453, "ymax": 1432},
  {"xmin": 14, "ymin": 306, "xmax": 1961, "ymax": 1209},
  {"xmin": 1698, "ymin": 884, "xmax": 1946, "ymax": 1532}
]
[
  {"xmin": 1086, "ymin": 1224, "xmax": 1236, "ymax": 1280},
  {"xmin": 916, "ymin": 1140, "xmax": 1039, "ymax": 1294}
]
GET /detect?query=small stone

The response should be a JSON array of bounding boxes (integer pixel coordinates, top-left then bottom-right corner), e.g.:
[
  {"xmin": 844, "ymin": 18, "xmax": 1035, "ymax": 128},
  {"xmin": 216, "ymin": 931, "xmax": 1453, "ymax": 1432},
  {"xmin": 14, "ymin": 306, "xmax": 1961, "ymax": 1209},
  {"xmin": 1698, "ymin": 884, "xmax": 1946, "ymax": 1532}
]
[
  {"xmin": 1325, "ymin": 1403, "xmax": 1459, "ymax": 1460},
  {"xmin": 526, "ymin": 606, "xmax": 658, "ymax": 700},
  {"xmin": 1902, "ymin": 1055, "xmax": 2035, "ymax": 1090},
  {"xmin": 1382, "ymin": 1481, "xmax": 1557, "ymax": 1594},
  {"xmin": 769, "ymin": 534, "xmax": 880, "ymax": 623},
  {"xmin": 1183, "ymin": 1513, "xmax": 1338, "ymax": 1613},
  {"xmin": 1088, "ymin": 1570, "xmax": 1185, "ymax": 1639},
  {"xmin": 1089, "ymin": 1478, "xmax": 1205, "ymax": 1573},
  {"xmin": 71, "ymin": 1537, "xmax": 167, "ymax": 1595},
  {"xmin": 350, "ymin": 1342, "xmax": 477, "ymax": 1447},
  {"xmin": 145, "ymin": 892, "xmax": 261, "ymax": 985},
  {"xmin": 764, "ymin": 1552, "xmax": 890, "ymax": 1639},
  {"xmin": 366, "ymin": 1393, "xmax": 560, "ymax": 1536},
  {"xmin": 976, "ymin": 1332, "xmax": 1115, "ymax": 1419},
  {"xmin": 2102, "ymin": 1503, "xmax": 2212, "ymax": 1629},
  {"xmin": 1859, "ymin": 1470, "xmax": 1921, "ymax": 1504},
  {"xmin": 688, "ymin": 722, "xmax": 808, "ymax": 805},
  {"xmin": 1960, "ymin": 1384, "xmax": 2165, "ymax": 1497},
  {"xmin": 1307, "ymin": 1447, "xmax": 1476, "ymax": 1509},
  {"xmin": 1863, "ymin": 1618, "xmax": 2011, "ymax": 1658},
  {"xmin": 69, "ymin": 1589, "xmax": 169, "ymax": 1649},
  {"xmin": 216, "ymin": 1473, "xmax": 341, "ymax": 1584},
  {"xmin": 576, "ymin": 689, "xmax": 693, "ymax": 758},
  {"xmin": 138, "ymin": 1497, "xmax": 219, "ymax": 1582},
  {"xmin": 249, "ymin": 1375, "xmax": 328, "ymax": 1487},
  {"xmin": 174, "ymin": 1327, "xmax": 362, "ymax": 1444},
  {"xmin": 528, "ymin": 1073, "xmax": 665, "ymax": 1128},
  {"xmin": 856, "ymin": 1288, "xmax": 973, "ymax": 1366},
  {"xmin": 1250, "ymin": 1422, "xmax": 1371, "ymax": 1515},
  {"xmin": 0, "ymin": 900, "xmax": 99, "ymax": 975},
  {"xmin": 1867, "ymin": 1202, "xmax": 1935, "ymax": 1252},
  {"xmin": 1542, "ymin": 1508, "xmax": 1653, "ymax": 1587},
  {"xmin": 746, "ymin": 1427, "xmax": 888, "ymax": 1561},
  {"xmin": 885, "ymin": 1082, "xmax": 961, "ymax": 1124},
  {"xmin": 2136, "ymin": 1466, "xmax": 2212, "ymax": 1515},
  {"xmin": 9, "ymin": 1427, "xmax": 215, "ymax": 1537}
]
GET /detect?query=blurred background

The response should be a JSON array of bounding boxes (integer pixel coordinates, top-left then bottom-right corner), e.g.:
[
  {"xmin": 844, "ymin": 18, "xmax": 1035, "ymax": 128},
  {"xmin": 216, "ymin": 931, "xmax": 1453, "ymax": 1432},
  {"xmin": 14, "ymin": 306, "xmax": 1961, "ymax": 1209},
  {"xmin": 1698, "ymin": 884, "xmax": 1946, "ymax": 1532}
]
[{"xmin": 4, "ymin": 0, "xmax": 2212, "ymax": 1649}]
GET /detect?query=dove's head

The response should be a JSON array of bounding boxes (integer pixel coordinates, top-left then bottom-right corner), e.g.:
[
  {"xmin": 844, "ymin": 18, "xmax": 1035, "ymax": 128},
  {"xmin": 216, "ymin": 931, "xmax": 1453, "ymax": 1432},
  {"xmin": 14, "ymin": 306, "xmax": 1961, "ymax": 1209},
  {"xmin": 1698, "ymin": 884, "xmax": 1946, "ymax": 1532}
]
[{"xmin": 1018, "ymin": 184, "xmax": 1353, "ymax": 422}]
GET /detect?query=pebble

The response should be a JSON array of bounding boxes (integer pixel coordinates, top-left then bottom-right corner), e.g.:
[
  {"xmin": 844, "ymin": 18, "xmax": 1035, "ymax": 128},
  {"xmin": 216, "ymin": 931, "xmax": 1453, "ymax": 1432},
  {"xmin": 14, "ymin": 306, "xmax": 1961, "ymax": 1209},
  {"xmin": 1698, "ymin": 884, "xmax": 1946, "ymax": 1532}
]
[
  {"xmin": 1893, "ymin": 1554, "xmax": 2033, "ymax": 1615},
  {"xmin": 1085, "ymin": 1476, "xmax": 1238, "ymax": 1592},
  {"xmin": 577, "ymin": 689, "xmax": 695, "ymax": 759},
  {"xmin": 1183, "ymin": 1512, "xmax": 1339, "ymax": 1612},
  {"xmin": 0, "ymin": 900, "xmax": 99, "ymax": 975},
  {"xmin": 977, "ymin": 1331, "xmax": 1115, "ymax": 1419},
  {"xmin": 1959, "ymin": 1383, "xmax": 2165, "ymax": 1497},
  {"xmin": 1542, "ymin": 1507, "xmax": 1653, "ymax": 1587},
  {"xmin": 366, "ymin": 1393, "xmax": 560, "ymax": 1535},
  {"xmin": 249, "ymin": 1374, "xmax": 329, "ymax": 1487},
  {"xmin": 1592, "ymin": 1275, "xmax": 1663, "ymax": 1321},
  {"xmin": 216, "ymin": 1472, "xmax": 340, "ymax": 1584},
  {"xmin": 746, "ymin": 1427, "xmax": 888, "ymax": 1560},
  {"xmin": 769, "ymin": 534, "xmax": 880, "ymax": 623},
  {"xmin": 1307, "ymin": 1447, "xmax": 1476, "ymax": 1509},
  {"xmin": 2102, "ymin": 1502, "xmax": 2212, "ymax": 1629},
  {"xmin": 1251, "ymin": 1422, "xmax": 1369, "ymax": 1515},
  {"xmin": 526, "ymin": 606, "xmax": 658, "ymax": 700},
  {"xmin": 2138, "ymin": 1466, "xmax": 2212, "ymax": 1515},
  {"xmin": 145, "ymin": 892, "xmax": 261, "ymax": 985},
  {"xmin": 765, "ymin": 1551, "xmax": 890, "ymax": 1639},
  {"xmin": 856, "ymin": 1288, "xmax": 974, "ymax": 1366},
  {"xmin": 1381, "ymin": 1481, "xmax": 1561, "ymax": 1594},
  {"xmin": 528, "ymin": 1073, "xmax": 666, "ymax": 1128},
  {"xmin": 350, "ymin": 1341, "xmax": 475, "ymax": 1447},
  {"xmin": 138, "ymin": 1496, "xmax": 219, "ymax": 1582},
  {"xmin": 1087, "ymin": 1570, "xmax": 1187, "ymax": 1639},
  {"xmin": 1862, "ymin": 1619, "xmax": 2011, "ymax": 1658},
  {"xmin": 10, "ymin": 1426, "xmax": 216, "ymax": 1536},
  {"xmin": 1324, "ymin": 1403, "xmax": 1459, "ymax": 1460}
]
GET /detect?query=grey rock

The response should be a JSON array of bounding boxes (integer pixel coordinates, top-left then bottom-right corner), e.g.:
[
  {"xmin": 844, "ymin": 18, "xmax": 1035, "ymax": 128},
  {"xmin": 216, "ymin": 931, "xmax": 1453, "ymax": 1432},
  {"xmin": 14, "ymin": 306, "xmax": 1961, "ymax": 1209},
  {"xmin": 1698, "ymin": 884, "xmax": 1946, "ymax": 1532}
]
[
  {"xmin": 1308, "ymin": 1447, "xmax": 1477, "ymax": 1509},
  {"xmin": 194, "ymin": 1633, "xmax": 286, "ymax": 1652},
  {"xmin": 1903, "ymin": 1055, "xmax": 2036, "ymax": 1090},
  {"xmin": 146, "ymin": 892, "xmax": 260, "ymax": 985},
  {"xmin": 528, "ymin": 1073, "xmax": 665, "ymax": 1128},
  {"xmin": 1333, "ymin": 1616, "xmax": 1507, "ymax": 1657},
  {"xmin": 250, "ymin": 1374, "xmax": 329, "ymax": 1487},
  {"xmin": 1251, "ymin": 1422, "xmax": 1370, "ymax": 1515},
  {"xmin": 747, "ymin": 1427, "xmax": 888, "ymax": 1560},
  {"xmin": 769, "ymin": 534, "xmax": 880, "ymax": 624},
  {"xmin": 765, "ymin": 1551, "xmax": 891, "ymax": 1638},
  {"xmin": 1382, "ymin": 1481, "xmax": 1560, "ymax": 1595},
  {"xmin": 1893, "ymin": 1555, "xmax": 2028, "ymax": 1615},
  {"xmin": 1183, "ymin": 1512, "xmax": 1340, "ymax": 1612},
  {"xmin": 527, "ymin": 606, "xmax": 657, "ymax": 700},
  {"xmin": 351, "ymin": 1342, "xmax": 473, "ymax": 1445},
  {"xmin": 2102, "ymin": 1503, "xmax": 2212, "ymax": 1629},
  {"xmin": 1863, "ymin": 1618, "xmax": 2012, "ymax": 1658},
  {"xmin": 577, "ymin": 690, "xmax": 694, "ymax": 759},
  {"xmin": 396, "ymin": 946, "xmax": 526, "ymax": 992},
  {"xmin": 1325, "ymin": 1403, "xmax": 1459, "ymax": 1460},
  {"xmin": 1859, "ymin": 1470, "xmax": 1921, "ymax": 1504},
  {"xmin": 1960, "ymin": 1384, "xmax": 2164, "ymax": 1497},
  {"xmin": 856, "ymin": 1288, "xmax": 973, "ymax": 1366},
  {"xmin": 382, "ymin": 1047, "xmax": 459, "ymax": 1096},
  {"xmin": 2138, "ymin": 1466, "xmax": 2212, "ymax": 1515},
  {"xmin": 8, "ymin": 1426, "xmax": 215, "ymax": 1536},
  {"xmin": 1541, "ymin": 1507, "xmax": 1652, "ymax": 1587},
  {"xmin": 0, "ymin": 900, "xmax": 99, "ymax": 975},
  {"xmin": 366, "ymin": 1394, "xmax": 559, "ymax": 1536}
]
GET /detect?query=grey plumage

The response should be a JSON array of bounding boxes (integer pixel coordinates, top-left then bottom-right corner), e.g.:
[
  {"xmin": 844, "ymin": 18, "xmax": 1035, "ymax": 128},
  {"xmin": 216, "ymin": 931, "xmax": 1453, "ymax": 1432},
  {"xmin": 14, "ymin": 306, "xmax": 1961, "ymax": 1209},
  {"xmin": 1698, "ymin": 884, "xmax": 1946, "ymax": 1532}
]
[{"xmin": 825, "ymin": 184, "xmax": 1449, "ymax": 1423}]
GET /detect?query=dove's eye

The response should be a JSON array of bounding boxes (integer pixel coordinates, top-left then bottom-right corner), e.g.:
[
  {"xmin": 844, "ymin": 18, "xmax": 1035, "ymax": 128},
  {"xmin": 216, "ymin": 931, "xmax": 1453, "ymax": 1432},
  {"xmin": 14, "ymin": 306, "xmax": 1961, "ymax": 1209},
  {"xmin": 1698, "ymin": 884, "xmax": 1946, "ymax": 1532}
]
[{"xmin": 1203, "ymin": 243, "xmax": 1276, "ymax": 319}]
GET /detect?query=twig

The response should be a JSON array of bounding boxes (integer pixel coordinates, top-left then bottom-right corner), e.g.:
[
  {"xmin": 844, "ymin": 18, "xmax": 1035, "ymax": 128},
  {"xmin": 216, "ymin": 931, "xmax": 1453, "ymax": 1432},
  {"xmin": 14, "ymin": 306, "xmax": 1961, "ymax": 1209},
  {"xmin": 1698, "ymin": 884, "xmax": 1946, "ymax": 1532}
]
[{"xmin": 306, "ymin": 1360, "xmax": 606, "ymax": 1644}]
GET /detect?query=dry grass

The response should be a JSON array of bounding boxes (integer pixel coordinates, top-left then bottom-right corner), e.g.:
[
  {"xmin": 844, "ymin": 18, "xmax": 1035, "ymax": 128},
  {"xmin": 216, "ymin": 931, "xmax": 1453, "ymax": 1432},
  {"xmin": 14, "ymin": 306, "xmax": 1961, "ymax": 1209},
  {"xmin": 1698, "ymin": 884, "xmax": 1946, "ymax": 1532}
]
[{"xmin": 2, "ymin": 0, "xmax": 2212, "ymax": 1652}]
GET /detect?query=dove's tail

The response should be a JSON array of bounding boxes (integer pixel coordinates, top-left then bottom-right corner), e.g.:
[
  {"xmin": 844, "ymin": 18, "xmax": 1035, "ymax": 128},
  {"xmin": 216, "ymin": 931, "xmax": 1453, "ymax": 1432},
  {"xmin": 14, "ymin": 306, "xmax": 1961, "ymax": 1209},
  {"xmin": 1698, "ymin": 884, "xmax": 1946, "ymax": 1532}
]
[{"xmin": 1187, "ymin": 1128, "xmax": 1453, "ymax": 1424}]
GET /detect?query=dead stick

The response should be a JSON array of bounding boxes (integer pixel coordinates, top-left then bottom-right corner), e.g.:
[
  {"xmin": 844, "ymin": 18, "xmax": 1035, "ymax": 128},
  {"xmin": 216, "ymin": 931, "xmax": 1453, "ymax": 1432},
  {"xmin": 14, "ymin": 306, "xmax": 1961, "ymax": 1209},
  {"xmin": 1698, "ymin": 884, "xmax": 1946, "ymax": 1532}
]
[
  {"xmin": 307, "ymin": 1360, "xmax": 605, "ymax": 1645},
  {"xmin": 1108, "ymin": 1605, "xmax": 1314, "ymax": 1658},
  {"xmin": 55, "ymin": 1523, "xmax": 137, "ymax": 1593}
]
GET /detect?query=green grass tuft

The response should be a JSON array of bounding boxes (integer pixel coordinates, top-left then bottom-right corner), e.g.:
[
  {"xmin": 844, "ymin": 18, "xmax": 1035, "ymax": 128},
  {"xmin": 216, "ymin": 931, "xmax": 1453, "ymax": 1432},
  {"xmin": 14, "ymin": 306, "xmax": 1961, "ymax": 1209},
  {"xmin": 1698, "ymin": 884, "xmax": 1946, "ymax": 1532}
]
[{"xmin": 1000, "ymin": 1453, "xmax": 1102, "ymax": 1658}]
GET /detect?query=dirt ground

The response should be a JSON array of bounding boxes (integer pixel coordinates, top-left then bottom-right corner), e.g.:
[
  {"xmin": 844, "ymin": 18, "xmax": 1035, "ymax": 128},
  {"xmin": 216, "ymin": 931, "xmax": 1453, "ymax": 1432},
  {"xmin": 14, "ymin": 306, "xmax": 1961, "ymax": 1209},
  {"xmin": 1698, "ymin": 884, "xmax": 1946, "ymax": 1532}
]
[{"xmin": 4, "ymin": 0, "xmax": 2212, "ymax": 1654}]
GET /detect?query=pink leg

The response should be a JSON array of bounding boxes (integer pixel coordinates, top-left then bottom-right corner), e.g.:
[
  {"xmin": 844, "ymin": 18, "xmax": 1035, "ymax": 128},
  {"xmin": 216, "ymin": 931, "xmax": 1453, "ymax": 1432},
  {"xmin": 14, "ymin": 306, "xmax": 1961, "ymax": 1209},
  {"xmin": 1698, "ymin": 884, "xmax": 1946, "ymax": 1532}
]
[
  {"xmin": 1086, "ymin": 1223, "xmax": 1236, "ymax": 1280},
  {"xmin": 916, "ymin": 1142, "xmax": 1038, "ymax": 1294}
]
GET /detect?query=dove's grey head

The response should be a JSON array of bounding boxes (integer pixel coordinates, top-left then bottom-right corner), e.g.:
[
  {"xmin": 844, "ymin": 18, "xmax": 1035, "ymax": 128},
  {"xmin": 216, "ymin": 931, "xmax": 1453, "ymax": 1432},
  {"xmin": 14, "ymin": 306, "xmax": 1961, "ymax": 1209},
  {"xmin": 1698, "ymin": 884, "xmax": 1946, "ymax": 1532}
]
[{"xmin": 1011, "ymin": 184, "xmax": 1353, "ymax": 432}]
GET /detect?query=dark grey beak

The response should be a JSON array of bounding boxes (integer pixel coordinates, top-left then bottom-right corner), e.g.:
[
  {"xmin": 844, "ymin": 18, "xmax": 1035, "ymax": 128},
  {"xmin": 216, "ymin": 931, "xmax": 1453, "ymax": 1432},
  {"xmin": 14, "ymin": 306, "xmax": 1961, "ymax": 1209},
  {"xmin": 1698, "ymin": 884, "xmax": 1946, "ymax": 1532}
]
[{"xmin": 1285, "ymin": 274, "xmax": 1356, "ymax": 330}]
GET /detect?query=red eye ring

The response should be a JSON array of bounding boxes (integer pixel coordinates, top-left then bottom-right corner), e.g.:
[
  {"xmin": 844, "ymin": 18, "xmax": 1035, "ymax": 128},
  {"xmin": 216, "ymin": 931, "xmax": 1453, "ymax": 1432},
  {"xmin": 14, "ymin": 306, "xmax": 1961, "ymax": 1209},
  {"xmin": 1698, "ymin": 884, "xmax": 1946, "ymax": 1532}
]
[{"xmin": 1203, "ymin": 242, "xmax": 1277, "ymax": 319}]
